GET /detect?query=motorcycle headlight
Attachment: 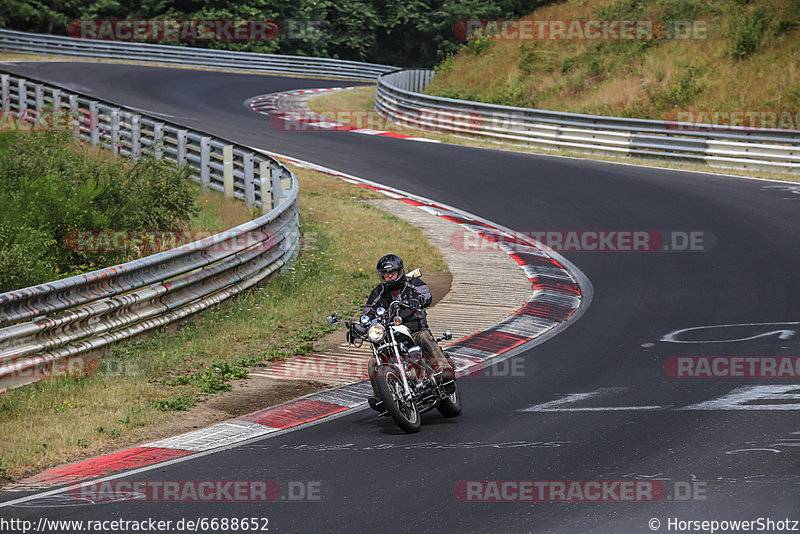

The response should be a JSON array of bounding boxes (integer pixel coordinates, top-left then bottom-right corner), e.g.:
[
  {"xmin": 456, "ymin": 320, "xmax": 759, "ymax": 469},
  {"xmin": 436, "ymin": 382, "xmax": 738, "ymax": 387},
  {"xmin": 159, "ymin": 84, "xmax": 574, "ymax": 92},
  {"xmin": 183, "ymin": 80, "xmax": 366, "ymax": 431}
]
[{"xmin": 368, "ymin": 324, "xmax": 386, "ymax": 342}]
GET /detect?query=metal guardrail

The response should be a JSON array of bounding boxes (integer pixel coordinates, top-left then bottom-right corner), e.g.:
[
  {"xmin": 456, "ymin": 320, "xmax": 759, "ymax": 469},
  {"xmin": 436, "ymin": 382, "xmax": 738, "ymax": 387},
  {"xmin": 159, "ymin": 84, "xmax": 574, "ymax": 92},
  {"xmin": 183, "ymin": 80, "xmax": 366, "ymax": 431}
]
[
  {"xmin": 0, "ymin": 71, "xmax": 301, "ymax": 392},
  {"xmin": 376, "ymin": 70, "xmax": 800, "ymax": 174},
  {"xmin": 0, "ymin": 28, "xmax": 397, "ymax": 81}
]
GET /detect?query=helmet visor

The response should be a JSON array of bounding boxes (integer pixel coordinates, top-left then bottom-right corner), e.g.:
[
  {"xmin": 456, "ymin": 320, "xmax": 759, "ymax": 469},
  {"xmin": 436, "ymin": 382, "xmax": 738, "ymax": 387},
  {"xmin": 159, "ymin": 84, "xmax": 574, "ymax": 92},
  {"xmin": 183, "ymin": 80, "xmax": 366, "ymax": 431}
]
[{"xmin": 379, "ymin": 269, "xmax": 400, "ymax": 282}]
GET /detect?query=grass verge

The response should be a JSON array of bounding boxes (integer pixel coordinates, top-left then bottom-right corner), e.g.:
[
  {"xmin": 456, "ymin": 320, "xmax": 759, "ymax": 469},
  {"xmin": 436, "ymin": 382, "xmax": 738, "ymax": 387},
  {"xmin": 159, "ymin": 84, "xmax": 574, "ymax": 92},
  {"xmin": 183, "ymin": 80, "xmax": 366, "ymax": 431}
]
[{"xmin": 0, "ymin": 163, "xmax": 448, "ymax": 483}]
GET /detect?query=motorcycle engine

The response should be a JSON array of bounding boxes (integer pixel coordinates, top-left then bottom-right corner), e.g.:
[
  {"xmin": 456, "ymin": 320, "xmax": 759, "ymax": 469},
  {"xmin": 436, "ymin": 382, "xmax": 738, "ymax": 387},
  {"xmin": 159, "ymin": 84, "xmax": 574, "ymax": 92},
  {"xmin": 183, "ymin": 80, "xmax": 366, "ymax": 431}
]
[{"xmin": 404, "ymin": 360, "xmax": 418, "ymax": 381}]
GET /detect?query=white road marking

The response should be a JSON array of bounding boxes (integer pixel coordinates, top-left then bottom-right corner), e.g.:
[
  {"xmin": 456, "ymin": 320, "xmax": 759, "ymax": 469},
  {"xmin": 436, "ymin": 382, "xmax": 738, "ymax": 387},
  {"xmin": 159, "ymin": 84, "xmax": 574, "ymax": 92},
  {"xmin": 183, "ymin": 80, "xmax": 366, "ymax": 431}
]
[
  {"xmin": 521, "ymin": 388, "xmax": 668, "ymax": 412},
  {"xmin": 661, "ymin": 322, "xmax": 799, "ymax": 344},
  {"xmin": 682, "ymin": 385, "xmax": 800, "ymax": 410},
  {"xmin": 725, "ymin": 448, "xmax": 782, "ymax": 454}
]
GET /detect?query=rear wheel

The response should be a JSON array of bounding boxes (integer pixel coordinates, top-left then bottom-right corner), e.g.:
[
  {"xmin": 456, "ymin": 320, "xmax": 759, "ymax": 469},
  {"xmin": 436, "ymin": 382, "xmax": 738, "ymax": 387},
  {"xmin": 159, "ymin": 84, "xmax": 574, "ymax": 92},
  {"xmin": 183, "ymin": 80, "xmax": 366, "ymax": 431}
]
[
  {"xmin": 375, "ymin": 364, "xmax": 421, "ymax": 433},
  {"xmin": 437, "ymin": 382, "xmax": 462, "ymax": 417}
]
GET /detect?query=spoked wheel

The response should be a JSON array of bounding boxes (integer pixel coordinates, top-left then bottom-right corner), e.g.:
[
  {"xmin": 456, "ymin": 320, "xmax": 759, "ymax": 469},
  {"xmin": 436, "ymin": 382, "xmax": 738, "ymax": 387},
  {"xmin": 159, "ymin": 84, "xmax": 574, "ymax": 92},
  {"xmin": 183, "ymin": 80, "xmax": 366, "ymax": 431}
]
[
  {"xmin": 437, "ymin": 381, "xmax": 462, "ymax": 417},
  {"xmin": 375, "ymin": 364, "xmax": 421, "ymax": 433}
]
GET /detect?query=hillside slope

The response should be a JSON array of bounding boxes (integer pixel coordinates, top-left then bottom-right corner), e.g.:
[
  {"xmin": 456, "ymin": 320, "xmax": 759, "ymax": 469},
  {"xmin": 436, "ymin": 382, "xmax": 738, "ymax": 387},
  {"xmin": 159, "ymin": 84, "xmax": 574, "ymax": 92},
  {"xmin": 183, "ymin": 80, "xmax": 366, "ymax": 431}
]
[{"xmin": 425, "ymin": 0, "xmax": 800, "ymax": 123}]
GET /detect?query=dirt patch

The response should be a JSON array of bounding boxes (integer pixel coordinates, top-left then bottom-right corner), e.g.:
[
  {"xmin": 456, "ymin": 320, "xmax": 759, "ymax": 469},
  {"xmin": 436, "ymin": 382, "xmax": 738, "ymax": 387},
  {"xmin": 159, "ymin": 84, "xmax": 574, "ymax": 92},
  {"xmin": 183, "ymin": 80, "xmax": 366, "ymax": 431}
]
[
  {"xmin": 424, "ymin": 271, "xmax": 453, "ymax": 306},
  {"xmin": 203, "ymin": 375, "xmax": 330, "ymax": 418},
  {"xmin": 129, "ymin": 376, "xmax": 332, "ymax": 442}
]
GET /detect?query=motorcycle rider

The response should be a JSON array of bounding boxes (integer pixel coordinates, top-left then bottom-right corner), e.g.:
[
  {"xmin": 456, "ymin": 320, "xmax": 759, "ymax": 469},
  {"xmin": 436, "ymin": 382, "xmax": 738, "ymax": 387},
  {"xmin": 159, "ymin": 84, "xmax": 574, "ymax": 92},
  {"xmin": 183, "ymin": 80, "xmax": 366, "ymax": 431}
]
[{"xmin": 362, "ymin": 254, "xmax": 455, "ymax": 399}]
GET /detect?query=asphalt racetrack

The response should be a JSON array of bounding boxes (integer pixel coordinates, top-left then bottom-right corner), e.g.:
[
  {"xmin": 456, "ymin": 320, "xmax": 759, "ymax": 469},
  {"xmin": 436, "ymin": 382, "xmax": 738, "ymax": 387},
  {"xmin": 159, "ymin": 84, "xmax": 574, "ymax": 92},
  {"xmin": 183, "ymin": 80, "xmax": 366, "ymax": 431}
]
[{"xmin": 1, "ymin": 62, "xmax": 799, "ymax": 533}]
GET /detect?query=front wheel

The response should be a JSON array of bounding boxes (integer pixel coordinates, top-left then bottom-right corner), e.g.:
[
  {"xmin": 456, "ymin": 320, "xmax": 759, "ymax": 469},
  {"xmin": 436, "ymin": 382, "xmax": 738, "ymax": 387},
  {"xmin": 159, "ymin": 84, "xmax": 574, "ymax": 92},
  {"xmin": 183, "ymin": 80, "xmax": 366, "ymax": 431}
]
[
  {"xmin": 437, "ymin": 382, "xmax": 462, "ymax": 418},
  {"xmin": 375, "ymin": 364, "xmax": 421, "ymax": 433}
]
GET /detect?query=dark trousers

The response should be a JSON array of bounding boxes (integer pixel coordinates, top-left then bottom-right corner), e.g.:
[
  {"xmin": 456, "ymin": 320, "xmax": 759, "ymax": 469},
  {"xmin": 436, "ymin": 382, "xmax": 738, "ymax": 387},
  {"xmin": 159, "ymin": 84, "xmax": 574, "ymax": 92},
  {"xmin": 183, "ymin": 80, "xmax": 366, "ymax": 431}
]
[{"xmin": 412, "ymin": 329, "xmax": 452, "ymax": 372}]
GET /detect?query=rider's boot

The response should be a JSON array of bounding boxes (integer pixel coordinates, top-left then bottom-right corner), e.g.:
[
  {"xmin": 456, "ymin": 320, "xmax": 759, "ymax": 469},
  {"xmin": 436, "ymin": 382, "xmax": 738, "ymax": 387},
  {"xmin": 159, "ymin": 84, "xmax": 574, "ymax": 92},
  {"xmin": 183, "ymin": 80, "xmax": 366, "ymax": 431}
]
[
  {"xmin": 434, "ymin": 363, "xmax": 456, "ymax": 395},
  {"xmin": 368, "ymin": 396, "xmax": 386, "ymax": 414}
]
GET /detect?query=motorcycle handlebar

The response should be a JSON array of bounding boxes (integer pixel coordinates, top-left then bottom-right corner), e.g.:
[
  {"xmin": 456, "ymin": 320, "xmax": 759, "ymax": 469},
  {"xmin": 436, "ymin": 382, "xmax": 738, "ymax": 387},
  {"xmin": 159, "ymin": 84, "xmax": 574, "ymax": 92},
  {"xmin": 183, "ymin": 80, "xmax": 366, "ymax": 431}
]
[
  {"xmin": 391, "ymin": 299, "xmax": 420, "ymax": 312},
  {"xmin": 330, "ymin": 299, "xmax": 420, "ymax": 331}
]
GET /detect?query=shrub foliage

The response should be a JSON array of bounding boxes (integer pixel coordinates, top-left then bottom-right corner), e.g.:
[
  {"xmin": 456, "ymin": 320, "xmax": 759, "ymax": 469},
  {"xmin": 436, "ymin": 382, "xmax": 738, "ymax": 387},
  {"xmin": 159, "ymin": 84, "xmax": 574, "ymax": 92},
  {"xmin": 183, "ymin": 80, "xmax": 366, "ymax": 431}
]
[{"xmin": 0, "ymin": 132, "xmax": 196, "ymax": 293}]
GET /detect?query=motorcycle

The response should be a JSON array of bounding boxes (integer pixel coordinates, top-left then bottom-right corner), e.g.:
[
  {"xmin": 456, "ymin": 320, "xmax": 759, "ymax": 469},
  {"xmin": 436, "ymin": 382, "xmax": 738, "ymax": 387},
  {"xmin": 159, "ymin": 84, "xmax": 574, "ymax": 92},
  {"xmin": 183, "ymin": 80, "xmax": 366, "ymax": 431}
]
[{"xmin": 326, "ymin": 299, "xmax": 461, "ymax": 433}]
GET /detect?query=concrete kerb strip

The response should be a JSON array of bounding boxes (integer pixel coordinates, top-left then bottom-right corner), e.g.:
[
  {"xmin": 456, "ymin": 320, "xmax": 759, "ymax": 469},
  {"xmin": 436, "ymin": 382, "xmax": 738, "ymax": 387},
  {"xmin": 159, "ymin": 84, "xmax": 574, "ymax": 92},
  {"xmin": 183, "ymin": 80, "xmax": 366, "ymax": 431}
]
[
  {"xmin": 246, "ymin": 87, "xmax": 439, "ymax": 143},
  {"xmin": 0, "ymin": 147, "xmax": 591, "ymax": 506}
]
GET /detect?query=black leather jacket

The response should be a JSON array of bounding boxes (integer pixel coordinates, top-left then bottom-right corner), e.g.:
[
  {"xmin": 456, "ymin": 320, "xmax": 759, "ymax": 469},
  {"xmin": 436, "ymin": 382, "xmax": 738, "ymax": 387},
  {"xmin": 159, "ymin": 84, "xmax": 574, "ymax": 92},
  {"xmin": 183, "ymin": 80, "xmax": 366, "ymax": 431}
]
[{"xmin": 363, "ymin": 277, "xmax": 433, "ymax": 332}]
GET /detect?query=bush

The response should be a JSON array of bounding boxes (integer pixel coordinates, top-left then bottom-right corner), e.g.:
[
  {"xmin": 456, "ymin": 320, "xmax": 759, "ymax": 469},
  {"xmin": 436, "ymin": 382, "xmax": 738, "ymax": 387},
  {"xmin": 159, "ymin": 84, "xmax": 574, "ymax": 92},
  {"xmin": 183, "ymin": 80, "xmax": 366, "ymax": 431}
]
[
  {"xmin": 0, "ymin": 132, "xmax": 197, "ymax": 293},
  {"xmin": 435, "ymin": 52, "xmax": 457, "ymax": 75},
  {"xmin": 646, "ymin": 66, "xmax": 705, "ymax": 110},
  {"xmin": 0, "ymin": 224, "xmax": 57, "ymax": 291},
  {"xmin": 731, "ymin": 6, "xmax": 770, "ymax": 59},
  {"xmin": 470, "ymin": 37, "xmax": 494, "ymax": 55}
]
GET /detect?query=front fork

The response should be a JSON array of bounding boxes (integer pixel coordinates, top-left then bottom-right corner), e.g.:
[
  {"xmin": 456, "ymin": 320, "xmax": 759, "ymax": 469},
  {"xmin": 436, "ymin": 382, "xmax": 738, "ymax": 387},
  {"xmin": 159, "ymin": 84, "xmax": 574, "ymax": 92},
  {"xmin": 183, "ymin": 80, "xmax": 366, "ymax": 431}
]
[{"xmin": 387, "ymin": 329, "xmax": 414, "ymax": 397}]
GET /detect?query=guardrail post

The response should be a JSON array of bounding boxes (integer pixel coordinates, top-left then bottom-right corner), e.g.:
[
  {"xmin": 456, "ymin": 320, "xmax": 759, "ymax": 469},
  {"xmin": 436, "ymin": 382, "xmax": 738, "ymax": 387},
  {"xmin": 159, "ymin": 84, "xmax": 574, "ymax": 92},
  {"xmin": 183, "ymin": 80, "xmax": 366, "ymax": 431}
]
[
  {"xmin": 154, "ymin": 122, "xmax": 164, "ymax": 159},
  {"xmin": 269, "ymin": 162, "xmax": 281, "ymax": 210},
  {"xmin": 68, "ymin": 95, "xmax": 79, "ymax": 140},
  {"xmin": 52, "ymin": 89, "xmax": 62, "ymax": 111},
  {"xmin": 259, "ymin": 161, "xmax": 271, "ymax": 214},
  {"xmin": 34, "ymin": 84, "xmax": 43, "ymax": 111},
  {"xmin": 89, "ymin": 101, "xmax": 100, "ymax": 146},
  {"xmin": 223, "ymin": 145, "xmax": 234, "ymax": 198},
  {"xmin": 278, "ymin": 170, "xmax": 298, "ymax": 268},
  {"xmin": 131, "ymin": 114, "xmax": 141, "ymax": 158},
  {"xmin": 110, "ymin": 109, "xmax": 120, "ymax": 155},
  {"xmin": 243, "ymin": 152, "xmax": 255, "ymax": 208},
  {"xmin": 1, "ymin": 75, "xmax": 9, "ymax": 112},
  {"xmin": 17, "ymin": 79, "xmax": 27, "ymax": 112},
  {"xmin": 280, "ymin": 168, "xmax": 292, "ymax": 198},
  {"xmin": 177, "ymin": 129, "xmax": 188, "ymax": 166},
  {"xmin": 200, "ymin": 136, "xmax": 211, "ymax": 190}
]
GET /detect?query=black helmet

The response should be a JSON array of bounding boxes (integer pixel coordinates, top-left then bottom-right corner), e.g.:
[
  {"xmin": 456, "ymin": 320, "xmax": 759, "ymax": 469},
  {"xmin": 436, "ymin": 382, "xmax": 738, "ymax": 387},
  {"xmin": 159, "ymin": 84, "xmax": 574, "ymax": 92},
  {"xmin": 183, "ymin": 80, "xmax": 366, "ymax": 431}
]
[{"xmin": 376, "ymin": 254, "xmax": 405, "ymax": 289}]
